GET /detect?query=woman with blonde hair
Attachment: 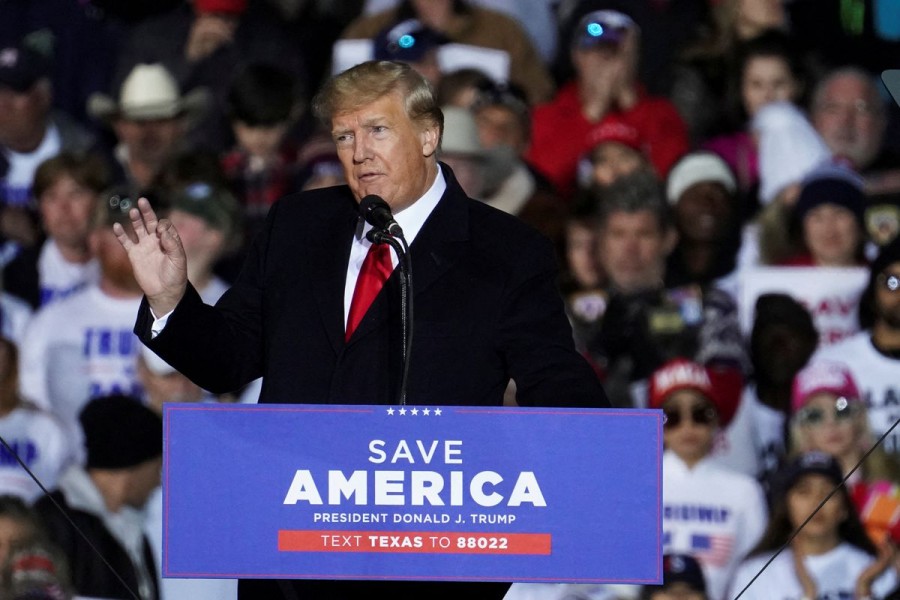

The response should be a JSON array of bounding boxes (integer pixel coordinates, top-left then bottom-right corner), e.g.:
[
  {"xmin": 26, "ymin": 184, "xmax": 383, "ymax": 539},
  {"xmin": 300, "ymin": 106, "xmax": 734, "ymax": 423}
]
[{"xmin": 789, "ymin": 359, "xmax": 900, "ymax": 546}]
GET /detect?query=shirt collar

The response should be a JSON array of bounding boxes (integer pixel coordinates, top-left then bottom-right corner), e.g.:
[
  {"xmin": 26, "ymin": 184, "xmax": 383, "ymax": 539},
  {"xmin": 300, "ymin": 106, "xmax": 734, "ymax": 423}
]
[{"xmin": 355, "ymin": 165, "xmax": 446, "ymax": 245}]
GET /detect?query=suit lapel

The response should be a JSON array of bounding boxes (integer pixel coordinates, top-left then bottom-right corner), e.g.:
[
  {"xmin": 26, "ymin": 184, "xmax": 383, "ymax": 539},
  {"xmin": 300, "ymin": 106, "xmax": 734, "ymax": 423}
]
[
  {"xmin": 348, "ymin": 164, "xmax": 470, "ymax": 343},
  {"xmin": 405, "ymin": 166, "xmax": 470, "ymax": 295},
  {"xmin": 309, "ymin": 193, "xmax": 359, "ymax": 354}
]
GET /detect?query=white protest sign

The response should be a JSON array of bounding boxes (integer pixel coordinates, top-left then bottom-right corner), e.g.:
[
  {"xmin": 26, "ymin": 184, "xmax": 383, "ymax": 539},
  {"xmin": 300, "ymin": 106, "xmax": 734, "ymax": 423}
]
[{"xmin": 738, "ymin": 266, "xmax": 868, "ymax": 347}]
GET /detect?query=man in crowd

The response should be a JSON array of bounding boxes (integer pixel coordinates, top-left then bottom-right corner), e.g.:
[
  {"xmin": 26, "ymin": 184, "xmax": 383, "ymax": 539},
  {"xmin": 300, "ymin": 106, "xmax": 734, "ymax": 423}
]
[
  {"xmin": 810, "ymin": 67, "xmax": 899, "ymax": 188},
  {"xmin": 87, "ymin": 63, "xmax": 208, "ymax": 196},
  {"xmin": 19, "ymin": 194, "xmax": 147, "ymax": 442},
  {"xmin": 33, "ymin": 394, "xmax": 161, "ymax": 600},
  {"xmin": 164, "ymin": 180, "xmax": 238, "ymax": 305},
  {"xmin": 114, "ymin": 60, "xmax": 608, "ymax": 598},
  {"xmin": 0, "ymin": 40, "xmax": 95, "ymax": 209},
  {"xmin": 32, "ymin": 152, "xmax": 107, "ymax": 307},
  {"xmin": 664, "ymin": 151, "xmax": 743, "ymax": 297},
  {"xmin": 0, "ymin": 37, "xmax": 96, "ymax": 290},
  {"xmin": 527, "ymin": 8, "xmax": 688, "ymax": 201},
  {"xmin": 112, "ymin": 0, "xmax": 306, "ymax": 150},
  {"xmin": 810, "ymin": 66, "xmax": 900, "ymax": 248},
  {"xmin": 815, "ymin": 236, "xmax": 900, "ymax": 456},
  {"xmin": 589, "ymin": 169, "xmax": 746, "ymax": 408}
]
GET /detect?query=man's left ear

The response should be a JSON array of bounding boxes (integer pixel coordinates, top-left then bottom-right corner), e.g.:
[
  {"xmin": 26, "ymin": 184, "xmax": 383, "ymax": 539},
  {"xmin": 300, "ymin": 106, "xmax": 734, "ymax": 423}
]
[{"xmin": 421, "ymin": 125, "xmax": 439, "ymax": 158}]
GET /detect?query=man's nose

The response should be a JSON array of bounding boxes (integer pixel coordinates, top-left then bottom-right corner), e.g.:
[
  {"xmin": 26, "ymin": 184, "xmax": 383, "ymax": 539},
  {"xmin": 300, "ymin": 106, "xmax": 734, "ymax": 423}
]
[
  {"xmin": 353, "ymin": 136, "xmax": 371, "ymax": 163},
  {"xmin": 622, "ymin": 234, "xmax": 641, "ymax": 252}
]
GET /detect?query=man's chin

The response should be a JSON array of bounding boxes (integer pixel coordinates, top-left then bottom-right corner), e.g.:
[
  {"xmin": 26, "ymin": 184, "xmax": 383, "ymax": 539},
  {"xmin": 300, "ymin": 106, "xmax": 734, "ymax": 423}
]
[{"xmin": 356, "ymin": 182, "xmax": 388, "ymax": 200}]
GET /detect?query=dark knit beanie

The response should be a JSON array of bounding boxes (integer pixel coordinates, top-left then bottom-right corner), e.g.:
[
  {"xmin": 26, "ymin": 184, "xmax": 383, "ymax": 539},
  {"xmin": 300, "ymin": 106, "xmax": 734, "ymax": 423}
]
[
  {"xmin": 79, "ymin": 394, "xmax": 162, "ymax": 470},
  {"xmin": 793, "ymin": 163, "xmax": 866, "ymax": 229},
  {"xmin": 750, "ymin": 292, "xmax": 818, "ymax": 366},
  {"xmin": 751, "ymin": 292, "xmax": 817, "ymax": 339}
]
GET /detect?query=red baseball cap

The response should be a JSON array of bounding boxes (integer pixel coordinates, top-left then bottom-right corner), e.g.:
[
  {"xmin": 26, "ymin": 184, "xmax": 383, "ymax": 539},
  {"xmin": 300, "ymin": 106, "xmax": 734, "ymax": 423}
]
[
  {"xmin": 791, "ymin": 360, "xmax": 861, "ymax": 414},
  {"xmin": 588, "ymin": 118, "xmax": 643, "ymax": 153},
  {"xmin": 649, "ymin": 358, "xmax": 742, "ymax": 427},
  {"xmin": 193, "ymin": 0, "xmax": 247, "ymax": 15}
]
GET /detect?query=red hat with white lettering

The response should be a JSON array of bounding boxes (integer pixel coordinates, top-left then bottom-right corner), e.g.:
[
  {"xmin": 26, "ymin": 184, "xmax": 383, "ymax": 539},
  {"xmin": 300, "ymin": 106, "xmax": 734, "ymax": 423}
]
[
  {"xmin": 791, "ymin": 360, "xmax": 861, "ymax": 413},
  {"xmin": 649, "ymin": 358, "xmax": 741, "ymax": 427},
  {"xmin": 588, "ymin": 118, "xmax": 643, "ymax": 153},
  {"xmin": 648, "ymin": 358, "xmax": 714, "ymax": 409}
]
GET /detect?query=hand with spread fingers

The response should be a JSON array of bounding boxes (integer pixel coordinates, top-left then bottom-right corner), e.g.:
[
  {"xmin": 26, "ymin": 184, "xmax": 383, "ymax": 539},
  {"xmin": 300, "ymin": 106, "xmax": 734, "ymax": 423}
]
[
  {"xmin": 112, "ymin": 197, "xmax": 188, "ymax": 317},
  {"xmin": 856, "ymin": 540, "xmax": 898, "ymax": 600}
]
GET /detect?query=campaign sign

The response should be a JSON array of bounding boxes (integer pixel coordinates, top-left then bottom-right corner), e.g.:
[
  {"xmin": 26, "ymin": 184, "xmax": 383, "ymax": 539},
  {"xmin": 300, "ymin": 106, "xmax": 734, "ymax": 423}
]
[
  {"xmin": 738, "ymin": 266, "xmax": 868, "ymax": 347},
  {"xmin": 163, "ymin": 404, "xmax": 662, "ymax": 584}
]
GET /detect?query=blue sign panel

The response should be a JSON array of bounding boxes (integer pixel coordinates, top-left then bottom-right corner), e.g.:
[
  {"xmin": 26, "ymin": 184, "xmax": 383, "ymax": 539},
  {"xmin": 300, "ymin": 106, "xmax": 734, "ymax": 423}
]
[{"xmin": 163, "ymin": 404, "xmax": 662, "ymax": 584}]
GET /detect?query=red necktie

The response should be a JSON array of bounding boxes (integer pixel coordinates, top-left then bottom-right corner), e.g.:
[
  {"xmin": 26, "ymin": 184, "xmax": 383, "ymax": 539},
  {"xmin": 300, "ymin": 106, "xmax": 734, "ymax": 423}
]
[{"xmin": 346, "ymin": 242, "xmax": 393, "ymax": 340}]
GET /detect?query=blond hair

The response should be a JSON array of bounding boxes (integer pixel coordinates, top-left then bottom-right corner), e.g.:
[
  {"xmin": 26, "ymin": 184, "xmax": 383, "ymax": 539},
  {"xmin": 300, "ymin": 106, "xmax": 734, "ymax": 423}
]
[
  {"xmin": 790, "ymin": 408, "xmax": 900, "ymax": 482},
  {"xmin": 313, "ymin": 60, "xmax": 443, "ymax": 144}
]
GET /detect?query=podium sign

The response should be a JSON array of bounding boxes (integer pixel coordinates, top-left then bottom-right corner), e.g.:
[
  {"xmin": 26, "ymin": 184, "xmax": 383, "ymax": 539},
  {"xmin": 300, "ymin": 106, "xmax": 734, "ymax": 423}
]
[{"xmin": 163, "ymin": 404, "xmax": 662, "ymax": 584}]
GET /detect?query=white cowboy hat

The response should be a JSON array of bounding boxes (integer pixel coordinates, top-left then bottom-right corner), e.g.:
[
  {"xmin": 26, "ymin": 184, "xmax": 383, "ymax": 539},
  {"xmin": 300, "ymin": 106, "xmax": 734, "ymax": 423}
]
[
  {"xmin": 87, "ymin": 63, "xmax": 210, "ymax": 123},
  {"xmin": 439, "ymin": 105, "xmax": 516, "ymax": 191}
]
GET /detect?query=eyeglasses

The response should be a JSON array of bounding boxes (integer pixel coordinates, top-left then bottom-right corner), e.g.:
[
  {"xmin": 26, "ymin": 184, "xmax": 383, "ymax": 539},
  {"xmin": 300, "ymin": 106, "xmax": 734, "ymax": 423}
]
[
  {"xmin": 796, "ymin": 397, "xmax": 861, "ymax": 427},
  {"xmin": 877, "ymin": 272, "xmax": 900, "ymax": 293},
  {"xmin": 662, "ymin": 404, "xmax": 717, "ymax": 429},
  {"xmin": 816, "ymin": 99, "xmax": 883, "ymax": 118}
]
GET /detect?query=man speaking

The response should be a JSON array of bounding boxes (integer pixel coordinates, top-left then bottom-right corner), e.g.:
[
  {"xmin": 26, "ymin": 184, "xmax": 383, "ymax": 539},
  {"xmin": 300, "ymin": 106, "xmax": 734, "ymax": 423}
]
[{"xmin": 115, "ymin": 60, "xmax": 608, "ymax": 598}]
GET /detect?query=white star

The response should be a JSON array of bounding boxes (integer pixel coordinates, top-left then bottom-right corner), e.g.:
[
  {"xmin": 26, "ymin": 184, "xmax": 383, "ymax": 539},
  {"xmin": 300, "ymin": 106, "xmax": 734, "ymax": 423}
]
[
  {"xmin": 399, "ymin": 408, "xmax": 407, "ymax": 415},
  {"xmin": 386, "ymin": 407, "xmax": 395, "ymax": 416},
  {"xmin": 411, "ymin": 408, "xmax": 419, "ymax": 415},
  {"xmin": 434, "ymin": 408, "xmax": 442, "ymax": 416},
  {"xmin": 422, "ymin": 408, "xmax": 431, "ymax": 416}
]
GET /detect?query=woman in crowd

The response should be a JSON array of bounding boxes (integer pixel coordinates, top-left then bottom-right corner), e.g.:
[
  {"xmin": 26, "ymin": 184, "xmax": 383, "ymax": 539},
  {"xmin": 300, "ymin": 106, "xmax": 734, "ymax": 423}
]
[
  {"xmin": 728, "ymin": 451, "xmax": 898, "ymax": 599},
  {"xmin": 743, "ymin": 101, "xmax": 832, "ymax": 267},
  {"xmin": 777, "ymin": 162, "xmax": 869, "ymax": 267},
  {"xmin": 670, "ymin": 0, "xmax": 791, "ymax": 145},
  {"xmin": 701, "ymin": 29, "xmax": 809, "ymax": 213},
  {"xmin": 790, "ymin": 360, "xmax": 900, "ymax": 547}
]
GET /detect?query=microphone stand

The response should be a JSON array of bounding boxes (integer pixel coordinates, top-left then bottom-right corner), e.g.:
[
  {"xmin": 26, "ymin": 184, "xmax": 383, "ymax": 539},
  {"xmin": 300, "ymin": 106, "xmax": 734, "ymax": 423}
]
[{"xmin": 367, "ymin": 229, "xmax": 413, "ymax": 405}]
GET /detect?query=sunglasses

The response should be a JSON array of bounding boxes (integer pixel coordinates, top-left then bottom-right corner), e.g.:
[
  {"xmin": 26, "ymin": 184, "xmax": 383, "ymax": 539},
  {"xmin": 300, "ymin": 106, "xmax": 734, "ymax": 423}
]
[
  {"xmin": 662, "ymin": 404, "xmax": 717, "ymax": 429},
  {"xmin": 796, "ymin": 397, "xmax": 861, "ymax": 427},
  {"xmin": 877, "ymin": 272, "xmax": 900, "ymax": 292}
]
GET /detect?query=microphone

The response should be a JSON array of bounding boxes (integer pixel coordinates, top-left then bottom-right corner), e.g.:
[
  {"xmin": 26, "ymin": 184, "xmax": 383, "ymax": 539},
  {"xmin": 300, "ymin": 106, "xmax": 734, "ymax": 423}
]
[
  {"xmin": 360, "ymin": 195, "xmax": 404, "ymax": 238},
  {"xmin": 360, "ymin": 197, "xmax": 414, "ymax": 406}
]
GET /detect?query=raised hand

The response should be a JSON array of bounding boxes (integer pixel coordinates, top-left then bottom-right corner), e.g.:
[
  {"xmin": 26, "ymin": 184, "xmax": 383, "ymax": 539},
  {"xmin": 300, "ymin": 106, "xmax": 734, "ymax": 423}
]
[
  {"xmin": 113, "ymin": 197, "xmax": 188, "ymax": 316},
  {"xmin": 856, "ymin": 539, "xmax": 897, "ymax": 599},
  {"xmin": 791, "ymin": 545, "xmax": 817, "ymax": 599},
  {"xmin": 185, "ymin": 14, "xmax": 237, "ymax": 63}
]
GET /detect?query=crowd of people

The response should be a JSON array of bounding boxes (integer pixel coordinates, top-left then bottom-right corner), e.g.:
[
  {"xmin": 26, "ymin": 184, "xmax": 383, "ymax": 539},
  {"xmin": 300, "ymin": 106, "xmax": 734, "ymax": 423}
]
[{"xmin": 1, "ymin": 0, "xmax": 900, "ymax": 598}]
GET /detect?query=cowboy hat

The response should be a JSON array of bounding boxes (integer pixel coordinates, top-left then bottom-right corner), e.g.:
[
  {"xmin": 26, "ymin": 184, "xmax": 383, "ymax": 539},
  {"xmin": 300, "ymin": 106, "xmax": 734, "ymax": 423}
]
[
  {"xmin": 87, "ymin": 63, "xmax": 210, "ymax": 123},
  {"xmin": 439, "ymin": 105, "xmax": 516, "ymax": 193}
]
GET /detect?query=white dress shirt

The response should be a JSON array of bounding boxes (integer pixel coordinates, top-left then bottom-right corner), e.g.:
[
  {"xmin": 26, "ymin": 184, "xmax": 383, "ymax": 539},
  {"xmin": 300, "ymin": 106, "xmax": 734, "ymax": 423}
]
[{"xmin": 343, "ymin": 168, "xmax": 446, "ymax": 328}]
